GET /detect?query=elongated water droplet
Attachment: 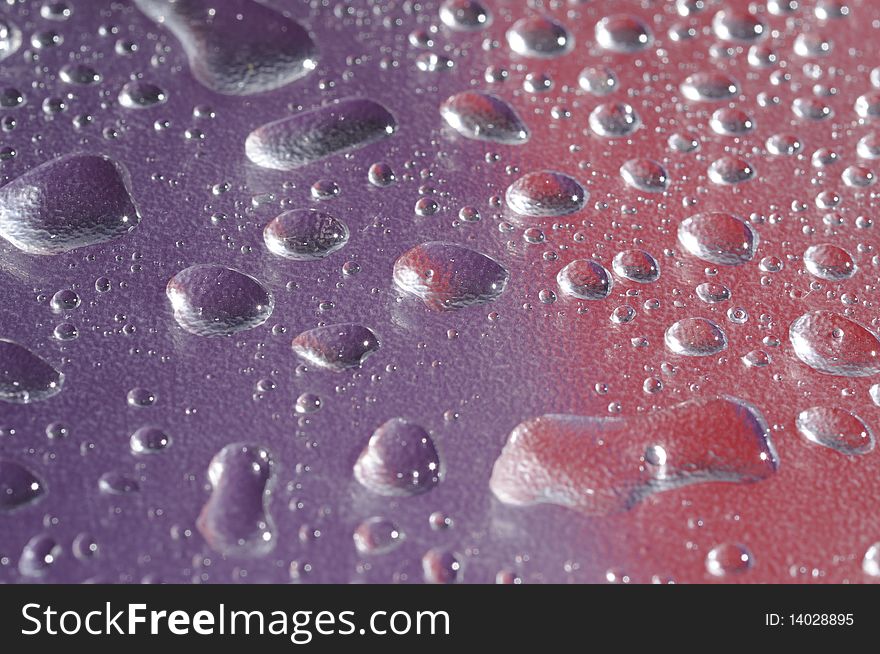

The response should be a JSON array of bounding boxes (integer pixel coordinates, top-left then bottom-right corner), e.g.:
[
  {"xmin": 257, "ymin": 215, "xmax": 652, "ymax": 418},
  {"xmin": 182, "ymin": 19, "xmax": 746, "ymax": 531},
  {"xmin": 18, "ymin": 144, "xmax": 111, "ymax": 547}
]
[
  {"xmin": 0, "ymin": 154, "xmax": 139, "ymax": 255},
  {"xmin": 440, "ymin": 91, "xmax": 529, "ymax": 144},
  {"xmin": 133, "ymin": 0, "xmax": 317, "ymax": 95},
  {"xmin": 130, "ymin": 426, "xmax": 171, "ymax": 455},
  {"xmin": 680, "ymin": 71, "xmax": 739, "ymax": 102},
  {"xmin": 0, "ymin": 339, "xmax": 63, "ymax": 404},
  {"xmin": 393, "ymin": 241, "xmax": 509, "ymax": 310},
  {"xmin": 354, "ymin": 517, "xmax": 405, "ymax": 555},
  {"xmin": 166, "ymin": 265, "xmax": 274, "ymax": 337},
  {"xmin": 505, "ymin": 170, "xmax": 586, "ymax": 218},
  {"xmin": 439, "ymin": 0, "xmax": 491, "ymax": 32},
  {"xmin": 245, "ymin": 98, "xmax": 396, "ymax": 171},
  {"xmin": 796, "ymin": 407, "xmax": 875, "ymax": 456},
  {"xmin": 490, "ymin": 396, "xmax": 777, "ymax": 515},
  {"xmin": 595, "ymin": 14, "xmax": 652, "ymax": 53},
  {"xmin": 197, "ymin": 443, "xmax": 276, "ymax": 557},
  {"xmin": 678, "ymin": 212, "xmax": 758, "ymax": 265},
  {"xmin": 803, "ymin": 243, "xmax": 856, "ymax": 281},
  {"xmin": 665, "ymin": 317, "xmax": 728, "ymax": 356},
  {"xmin": 706, "ymin": 543, "xmax": 753, "ymax": 576},
  {"xmin": 620, "ymin": 158, "xmax": 668, "ymax": 192},
  {"xmin": 790, "ymin": 310, "xmax": 880, "ymax": 376},
  {"xmin": 118, "ymin": 80, "xmax": 167, "ymax": 108},
  {"xmin": 292, "ymin": 323, "xmax": 380, "ymax": 371},
  {"xmin": 0, "ymin": 459, "xmax": 45, "ymax": 511},
  {"xmin": 354, "ymin": 418, "xmax": 442, "ymax": 497},
  {"xmin": 263, "ymin": 209, "xmax": 349, "ymax": 261},
  {"xmin": 19, "ymin": 534, "xmax": 61, "ymax": 577},
  {"xmin": 506, "ymin": 15, "xmax": 572, "ymax": 59}
]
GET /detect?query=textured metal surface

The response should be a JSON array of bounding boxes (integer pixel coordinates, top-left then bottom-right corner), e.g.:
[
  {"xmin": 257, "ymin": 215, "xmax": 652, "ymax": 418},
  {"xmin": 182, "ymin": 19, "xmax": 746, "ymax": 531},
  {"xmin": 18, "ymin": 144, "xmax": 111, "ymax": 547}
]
[{"xmin": 1, "ymin": 0, "xmax": 880, "ymax": 584}]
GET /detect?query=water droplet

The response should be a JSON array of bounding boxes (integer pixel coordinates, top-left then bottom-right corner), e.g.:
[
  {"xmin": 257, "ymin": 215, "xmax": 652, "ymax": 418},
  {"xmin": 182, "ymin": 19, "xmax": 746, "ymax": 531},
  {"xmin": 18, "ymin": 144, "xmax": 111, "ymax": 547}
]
[
  {"xmin": 589, "ymin": 102, "xmax": 640, "ymax": 137},
  {"xmin": 393, "ymin": 241, "xmax": 509, "ymax": 310},
  {"xmin": 696, "ymin": 282, "xmax": 731, "ymax": 303},
  {"xmin": 98, "ymin": 471, "xmax": 140, "ymax": 495},
  {"xmin": 706, "ymin": 543, "xmax": 753, "ymax": 576},
  {"xmin": 0, "ymin": 459, "xmax": 45, "ymax": 511},
  {"xmin": 295, "ymin": 392, "xmax": 322, "ymax": 414},
  {"xmin": 842, "ymin": 164, "xmax": 875, "ymax": 188},
  {"xmin": 595, "ymin": 14, "xmax": 652, "ymax": 53},
  {"xmin": 440, "ymin": 91, "xmax": 529, "ymax": 144},
  {"xmin": 708, "ymin": 155, "xmax": 755, "ymax": 185},
  {"xmin": 50, "ymin": 289, "xmax": 80, "ymax": 313},
  {"xmin": 803, "ymin": 243, "xmax": 856, "ymax": 281},
  {"xmin": 556, "ymin": 259, "xmax": 613, "ymax": 300},
  {"xmin": 166, "ymin": 265, "xmax": 274, "ymax": 337},
  {"xmin": 792, "ymin": 97, "xmax": 833, "ymax": 120},
  {"xmin": 245, "ymin": 98, "xmax": 396, "ymax": 171},
  {"xmin": 0, "ymin": 19, "xmax": 22, "ymax": 62},
  {"xmin": 368, "ymin": 162, "xmax": 396, "ymax": 187},
  {"xmin": 796, "ymin": 407, "xmax": 874, "ymax": 456},
  {"xmin": 263, "ymin": 209, "xmax": 349, "ymax": 261},
  {"xmin": 127, "ymin": 387, "xmax": 156, "ymax": 407},
  {"xmin": 197, "ymin": 443, "xmax": 276, "ymax": 557},
  {"xmin": 118, "ymin": 80, "xmax": 167, "ymax": 108},
  {"xmin": 422, "ymin": 548, "xmax": 462, "ymax": 583},
  {"xmin": 439, "ymin": 0, "xmax": 491, "ymax": 31},
  {"xmin": 863, "ymin": 543, "xmax": 880, "ymax": 577},
  {"xmin": 680, "ymin": 71, "xmax": 739, "ymax": 102},
  {"xmin": 612, "ymin": 249, "xmax": 660, "ymax": 283},
  {"xmin": 506, "ymin": 15, "xmax": 573, "ymax": 59},
  {"xmin": 59, "ymin": 63, "xmax": 100, "ymax": 85},
  {"xmin": 291, "ymin": 323, "xmax": 380, "ymax": 371},
  {"xmin": 709, "ymin": 107, "xmax": 754, "ymax": 135},
  {"xmin": 766, "ymin": 133, "xmax": 803, "ymax": 156},
  {"xmin": 678, "ymin": 212, "xmax": 758, "ymax": 265},
  {"xmin": 505, "ymin": 170, "xmax": 586, "ymax": 217},
  {"xmin": 578, "ymin": 65, "xmax": 617, "ymax": 95},
  {"xmin": 19, "ymin": 534, "xmax": 61, "ymax": 577},
  {"xmin": 620, "ymin": 158, "xmax": 669, "ymax": 192},
  {"xmin": 856, "ymin": 91, "xmax": 880, "ymax": 120},
  {"xmin": 665, "ymin": 317, "xmax": 727, "ymax": 356},
  {"xmin": 130, "ymin": 426, "xmax": 171, "ymax": 454},
  {"xmin": 0, "ymin": 339, "xmax": 63, "ymax": 404},
  {"xmin": 353, "ymin": 517, "xmax": 405, "ymax": 555},
  {"xmin": 354, "ymin": 418, "xmax": 441, "ymax": 497},
  {"xmin": 857, "ymin": 133, "xmax": 880, "ymax": 159},
  {"xmin": 134, "ymin": 0, "xmax": 317, "ymax": 95},
  {"xmin": 490, "ymin": 396, "xmax": 777, "ymax": 515},
  {"xmin": 0, "ymin": 154, "xmax": 139, "ymax": 255},
  {"xmin": 789, "ymin": 310, "xmax": 880, "ymax": 376},
  {"xmin": 712, "ymin": 8, "xmax": 766, "ymax": 42}
]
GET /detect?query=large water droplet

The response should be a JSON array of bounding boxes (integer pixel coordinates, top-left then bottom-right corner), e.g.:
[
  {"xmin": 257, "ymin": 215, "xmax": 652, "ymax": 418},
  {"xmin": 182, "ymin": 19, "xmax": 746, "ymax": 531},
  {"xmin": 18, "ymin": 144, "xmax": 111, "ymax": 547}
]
[
  {"xmin": 353, "ymin": 517, "xmax": 405, "ymax": 555},
  {"xmin": 789, "ymin": 310, "xmax": 880, "ymax": 376},
  {"xmin": 0, "ymin": 459, "xmax": 45, "ymax": 511},
  {"xmin": 612, "ymin": 249, "xmax": 660, "ymax": 283},
  {"xmin": 439, "ymin": 0, "xmax": 492, "ymax": 32},
  {"xmin": 118, "ymin": 80, "xmax": 167, "ymax": 109},
  {"xmin": 0, "ymin": 19, "xmax": 21, "ymax": 62},
  {"xmin": 803, "ymin": 243, "xmax": 856, "ymax": 281},
  {"xmin": 133, "ymin": 0, "xmax": 317, "ymax": 95},
  {"xmin": 506, "ymin": 15, "xmax": 573, "ymax": 59},
  {"xmin": 708, "ymin": 155, "xmax": 755, "ymax": 185},
  {"xmin": 0, "ymin": 154, "xmax": 139, "ymax": 255},
  {"xmin": 796, "ymin": 407, "xmax": 875, "ymax": 456},
  {"xmin": 620, "ymin": 158, "xmax": 669, "ymax": 193},
  {"xmin": 712, "ymin": 8, "xmax": 766, "ymax": 42},
  {"xmin": 197, "ymin": 443, "xmax": 276, "ymax": 557},
  {"xmin": 589, "ymin": 102, "xmax": 640, "ymax": 137},
  {"xmin": 19, "ymin": 534, "xmax": 61, "ymax": 577},
  {"xmin": 665, "ymin": 317, "xmax": 728, "ymax": 356},
  {"xmin": 505, "ymin": 170, "xmax": 586, "ymax": 217},
  {"xmin": 678, "ymin": 212, "xmax": 758, "ymax": 265},
  {"xmin": 166, "ymin": 265, "xmax": 274, "ymax": 337},
  {"xmin": 490, "ymin": 396, "xmax": 777, "ymax": 515},
  {"xmin": 680, "ymin": 71, "xmax": 739, "ymax": 102},
  {"xmin": 556, "ymin": 259, "xmax": 613, "ymax": 300},
  {"xmin": 0, "ymin": 339, "xmax": 63, "ymax": 404},
  {"xmin": 578, "ymin": 65, "xmax": 617, "ymax": 95},
  {"xmin": 595, "ymin": 14, "xmax": 653, "ymax": 53},
  {"xmin": 245, "ymin": 98, "xmax": 397, "ymax": 171},
  {"xmin": 130, "ymin": 426, "xmax": 172, "ymax": 455},
  {"xmin": 263, "ymin": 209, "xmax": 349, "ymax": 261},
  {"xmin": 440, "ymin": 91, "xmax": 529, "ymax": 144},
  {"xmin": 354, "ymin": 418, "xmax": 442, "ymax": 497},
  {"xmin": 706, "ymin": 543, "xmax": 754, "ymax": 576},
  {"xmin": 291, "ymin": 323, "xmax": 380, "ymax": 371},
  {"xmin": 393, "ymin": 241, "xmax": 509, "ymax": 310}
]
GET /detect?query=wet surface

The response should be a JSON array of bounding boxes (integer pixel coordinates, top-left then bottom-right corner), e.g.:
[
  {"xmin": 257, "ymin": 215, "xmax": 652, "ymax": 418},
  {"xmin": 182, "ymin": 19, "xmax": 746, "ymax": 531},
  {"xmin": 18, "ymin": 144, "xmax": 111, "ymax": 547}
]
[{"xmin": 2, "ymin": 0, "xmax": 880, "ymax": 584}]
